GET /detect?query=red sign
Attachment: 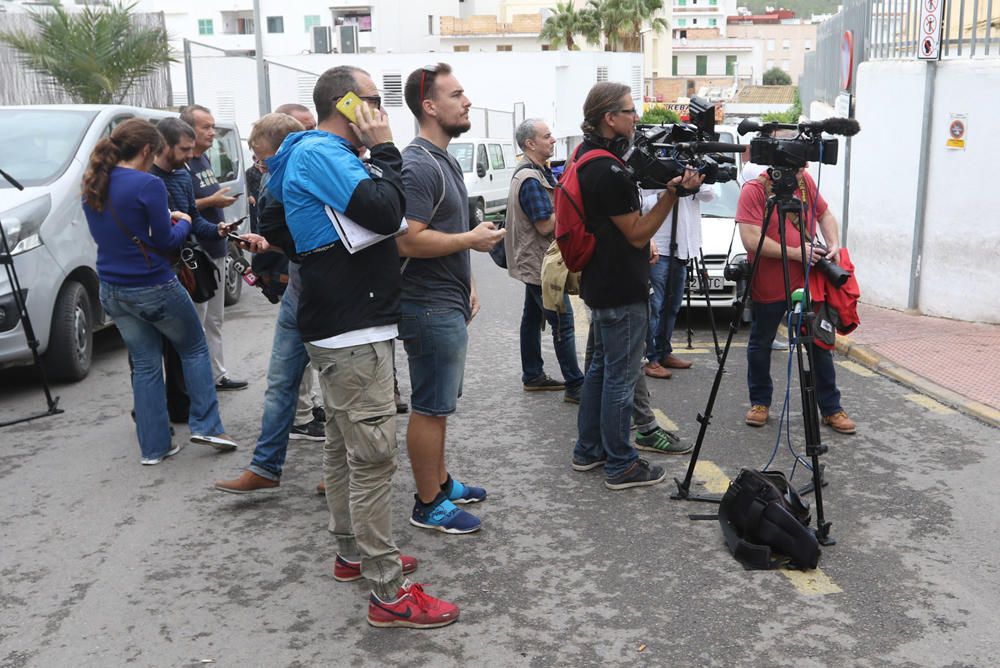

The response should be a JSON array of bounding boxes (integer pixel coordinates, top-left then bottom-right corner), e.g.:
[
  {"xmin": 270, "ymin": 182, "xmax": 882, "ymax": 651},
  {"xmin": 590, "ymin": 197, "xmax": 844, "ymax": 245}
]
[{"xmin": 840, "ymin": 31, "xmax": 854, "ymax": 91}]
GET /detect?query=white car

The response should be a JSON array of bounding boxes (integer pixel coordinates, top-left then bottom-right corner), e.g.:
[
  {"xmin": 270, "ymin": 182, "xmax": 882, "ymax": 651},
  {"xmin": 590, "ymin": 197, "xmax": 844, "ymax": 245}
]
[
  {"xmin": 447, "ymin": 137, "xmax": 517, "ymax": 223},
  {"xmin": 0, "ymin": 105, "xmax": 246, "ymax": 381}
]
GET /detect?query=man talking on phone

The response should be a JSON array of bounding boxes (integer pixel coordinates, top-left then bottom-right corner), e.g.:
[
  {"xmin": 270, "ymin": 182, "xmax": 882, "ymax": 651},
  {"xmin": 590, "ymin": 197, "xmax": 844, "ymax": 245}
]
[
  {"xmin": 265, "ymin": 65, "xmax": 460, "ymax": 629},
  {"xmin": 180, "ymin": 104, "xmax": 248, "ymax": 391}
]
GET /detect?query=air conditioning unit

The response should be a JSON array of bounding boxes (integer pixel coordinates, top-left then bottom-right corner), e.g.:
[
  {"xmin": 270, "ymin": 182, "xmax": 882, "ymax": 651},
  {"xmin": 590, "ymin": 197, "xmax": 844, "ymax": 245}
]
[
  {"xmin": 338, "ymin": 24, "xmax": 359, "ymax": 54},
  {"xmin": 312, "ymin": 25, "xmax": 331, "ymax": 54}
]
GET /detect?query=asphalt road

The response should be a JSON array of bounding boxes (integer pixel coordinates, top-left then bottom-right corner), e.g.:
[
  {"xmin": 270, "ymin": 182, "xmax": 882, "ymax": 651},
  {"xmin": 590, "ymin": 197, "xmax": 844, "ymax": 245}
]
[{"xmin": 2, "ymin": 252, "xmax": 998, "ymax": 667}]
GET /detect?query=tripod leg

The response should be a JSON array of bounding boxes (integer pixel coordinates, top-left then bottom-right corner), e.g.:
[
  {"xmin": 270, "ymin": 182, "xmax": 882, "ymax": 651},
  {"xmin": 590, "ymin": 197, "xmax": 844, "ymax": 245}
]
[{"xmin": 697, "ymin": 249, "xmax": 722, "ymax": 362}]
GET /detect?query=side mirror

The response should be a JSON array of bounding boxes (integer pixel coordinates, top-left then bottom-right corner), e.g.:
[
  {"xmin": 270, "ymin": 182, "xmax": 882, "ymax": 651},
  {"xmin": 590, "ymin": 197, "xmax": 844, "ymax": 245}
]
[{"xmin": 476, "ymin": 164, "xmax": 487, "ymax": 178}]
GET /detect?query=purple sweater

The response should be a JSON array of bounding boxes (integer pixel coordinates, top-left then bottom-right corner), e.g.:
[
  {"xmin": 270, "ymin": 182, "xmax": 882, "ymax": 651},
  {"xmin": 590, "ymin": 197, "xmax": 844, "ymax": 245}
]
[{"xmin": 84, "ymin": 167, "xmax": 191, "ymax": 286}]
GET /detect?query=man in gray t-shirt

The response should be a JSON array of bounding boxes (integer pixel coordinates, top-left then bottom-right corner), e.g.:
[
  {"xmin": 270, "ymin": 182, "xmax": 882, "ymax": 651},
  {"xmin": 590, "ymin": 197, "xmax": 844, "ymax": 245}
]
[{"xmin": 397, "ymin": 63, "xmax": 505, "ymax": 536}]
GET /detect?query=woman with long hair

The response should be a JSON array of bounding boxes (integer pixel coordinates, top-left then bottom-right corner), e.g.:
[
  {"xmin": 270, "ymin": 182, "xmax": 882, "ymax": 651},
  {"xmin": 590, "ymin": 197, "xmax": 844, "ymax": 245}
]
[{"xmin": 82, "ymin": 118, "xmax": 238, "ymax": 465}]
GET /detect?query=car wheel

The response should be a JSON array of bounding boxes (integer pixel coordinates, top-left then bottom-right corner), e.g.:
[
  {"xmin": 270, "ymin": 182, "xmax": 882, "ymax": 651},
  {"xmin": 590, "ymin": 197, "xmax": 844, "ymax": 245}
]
[
  {"xmin": 472, "ymin": 199, "xmax": 485, "ymax": 225},
  {"xmin": 42, "ymin": 280, "xmax": 92, "ymax": 382},
  {"xmin": 224, "ymin": 242, "xmax": 243, "ymax": 306}
]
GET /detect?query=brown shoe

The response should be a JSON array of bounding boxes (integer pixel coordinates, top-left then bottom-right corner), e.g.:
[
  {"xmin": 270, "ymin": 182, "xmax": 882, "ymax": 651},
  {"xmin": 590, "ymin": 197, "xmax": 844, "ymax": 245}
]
[
  {"xmin": 822, "ymin": 410, "xmax": 856, "ymax": 434},
  {"xmin": 745, "ymin": 405, "xmax": 769, "ymax": 427},
  {"xmin": 661, "ymin": 354, "xmax": 693, "ymax": 370},
  {"xmin": 316, "ymin": 481, "xmax": 326, "ymax": 495},
  {"xmin": 643, "ymin": 361, "xmax": 672, "ymax": 379},
  {"xmin": 214, "ymin": 470, "xmax": 279, "ymax": 494}
]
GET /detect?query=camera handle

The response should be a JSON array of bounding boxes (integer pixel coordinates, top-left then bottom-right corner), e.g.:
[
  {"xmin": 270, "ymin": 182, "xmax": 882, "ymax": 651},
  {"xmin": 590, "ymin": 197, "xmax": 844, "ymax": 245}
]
[
  {"xmin": 0, "ymin": 169, "xmax": 64, "ymax": 428},
  {"xmin": 671, "ymin": 187, "xmax": 835, "ymax": 547}
]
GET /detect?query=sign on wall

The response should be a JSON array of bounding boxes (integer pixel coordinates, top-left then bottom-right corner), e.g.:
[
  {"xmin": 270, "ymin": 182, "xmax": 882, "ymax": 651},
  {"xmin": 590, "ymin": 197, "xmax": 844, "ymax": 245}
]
[
  {"xmin": 946, "ymin": 113, "xmax": 967, "ymax": 150},
  {"xmin": 918, "ymin": 0, "xmax": 946, "ymax": 60}
]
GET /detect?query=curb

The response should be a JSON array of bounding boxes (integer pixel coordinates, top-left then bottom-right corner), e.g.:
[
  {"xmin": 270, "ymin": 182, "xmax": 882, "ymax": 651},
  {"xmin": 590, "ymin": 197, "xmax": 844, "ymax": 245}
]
[
  {"xmin": 834, "ymin": 334, "xmax": 1000, "ymax": 430},
  {"xmin": 776, "ymin": 325, "xmax": 999, "ymax": 429}
]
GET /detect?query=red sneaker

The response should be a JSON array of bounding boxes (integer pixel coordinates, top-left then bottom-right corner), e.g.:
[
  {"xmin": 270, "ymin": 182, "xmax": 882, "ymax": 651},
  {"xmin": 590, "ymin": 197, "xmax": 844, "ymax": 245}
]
[
  {"xmin": 333, "ymin": 554, "xmax": 418, "ymax": 582},
  {"xmin": 367, "ymin": 581, "xmax": 459, "ymax": 629}
]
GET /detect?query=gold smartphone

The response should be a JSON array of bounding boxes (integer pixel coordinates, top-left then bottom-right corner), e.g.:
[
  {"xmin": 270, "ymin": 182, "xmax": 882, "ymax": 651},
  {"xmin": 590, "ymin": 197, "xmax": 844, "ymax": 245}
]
[{"xmin": 335, "ymin": 91, "xmax": 363, "ymax": 124}]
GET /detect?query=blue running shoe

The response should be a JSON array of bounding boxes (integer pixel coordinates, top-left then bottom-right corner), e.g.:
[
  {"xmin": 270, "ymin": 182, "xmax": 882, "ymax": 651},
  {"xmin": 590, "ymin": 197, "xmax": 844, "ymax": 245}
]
[
  {"xmin": 445, "ymin": 477, "xmax": 487, "ymax": 505},
  {"xmin": 410, "ymin": 496, "xmax": 481, "ymax": 534}
]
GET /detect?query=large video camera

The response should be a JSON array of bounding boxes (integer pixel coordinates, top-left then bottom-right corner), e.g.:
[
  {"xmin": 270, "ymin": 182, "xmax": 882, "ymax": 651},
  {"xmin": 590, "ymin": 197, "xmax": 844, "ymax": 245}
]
[{"xmin": 622, "ymin": 96, "xmax": 744, "ymax": 191}]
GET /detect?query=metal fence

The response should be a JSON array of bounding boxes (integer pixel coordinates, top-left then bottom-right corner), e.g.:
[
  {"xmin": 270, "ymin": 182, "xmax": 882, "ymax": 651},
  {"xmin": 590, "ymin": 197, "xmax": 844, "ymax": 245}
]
[
  {"xmin": 801, "ymin": 0, "xmax": 999, "ymax": 108},
  {"xmin": 0, "ymin": 11, "xmax": 171, "ymax": 107}
]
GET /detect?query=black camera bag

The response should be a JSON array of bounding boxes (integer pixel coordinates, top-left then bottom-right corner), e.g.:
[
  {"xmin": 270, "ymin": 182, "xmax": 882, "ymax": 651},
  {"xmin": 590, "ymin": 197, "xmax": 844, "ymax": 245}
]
[{"xmin": 718, "ymin": 468, "xmax": 820, "ymax": 570}]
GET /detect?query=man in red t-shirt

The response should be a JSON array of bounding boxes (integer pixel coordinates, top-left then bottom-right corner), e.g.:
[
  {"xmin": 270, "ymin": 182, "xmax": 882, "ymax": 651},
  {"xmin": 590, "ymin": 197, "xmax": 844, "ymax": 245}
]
[{"xmin": 734, "ymin": 168, "xmax": 856, "ymax": 435}]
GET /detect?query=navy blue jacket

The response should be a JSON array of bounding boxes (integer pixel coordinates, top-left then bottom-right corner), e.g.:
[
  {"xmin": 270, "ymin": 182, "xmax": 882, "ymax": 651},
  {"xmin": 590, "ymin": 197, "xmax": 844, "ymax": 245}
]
[{"xmin": 150, "ymin": 164, "xmax": 222, "ymax": 255}]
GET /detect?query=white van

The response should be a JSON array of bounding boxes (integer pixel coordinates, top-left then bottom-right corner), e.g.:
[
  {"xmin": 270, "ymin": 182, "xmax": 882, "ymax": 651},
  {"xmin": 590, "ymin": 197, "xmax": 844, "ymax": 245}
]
[
  {"xmin": 446, "ymin": 137, "xmax": 517, "ymax": 223},
  {"xmin": 0, "ymin": 105, "xmax": 247, "ymax": 381}
]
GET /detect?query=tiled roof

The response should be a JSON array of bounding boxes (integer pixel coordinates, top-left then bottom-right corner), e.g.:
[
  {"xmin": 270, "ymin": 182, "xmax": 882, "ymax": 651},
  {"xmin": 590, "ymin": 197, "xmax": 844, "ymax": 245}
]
[{"xmin": 735, "ymin": 85, "xmax": 797, "ymax": 104}]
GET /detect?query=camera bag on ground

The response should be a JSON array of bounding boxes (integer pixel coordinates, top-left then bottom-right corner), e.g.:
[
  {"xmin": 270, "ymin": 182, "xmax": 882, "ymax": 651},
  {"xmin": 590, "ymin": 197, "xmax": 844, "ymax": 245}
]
[
  {"xmin": 718, "ymin": 468, "xmax": 820, "ymax": 570},
  {"xmin": 553, "ymin": 146, "xmax": 622, "ymax": 272}
]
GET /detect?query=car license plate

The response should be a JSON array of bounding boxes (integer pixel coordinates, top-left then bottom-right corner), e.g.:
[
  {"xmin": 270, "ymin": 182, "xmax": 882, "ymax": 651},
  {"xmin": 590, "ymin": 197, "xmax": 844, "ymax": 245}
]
[{"xmin": 690, "ymin": 275, "xmax": 725, "ymax": 292}]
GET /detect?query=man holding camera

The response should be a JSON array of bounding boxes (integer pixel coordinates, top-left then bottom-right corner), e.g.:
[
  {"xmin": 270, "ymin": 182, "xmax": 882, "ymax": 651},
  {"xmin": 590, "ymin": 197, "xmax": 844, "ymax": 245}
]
[
  {"xmin": 570, "ymin": 82, "xmax": 703, "ymax": 490},
  {"xmin": 736, "ymin": 167, "xmax": 856, "ymax": 434}
]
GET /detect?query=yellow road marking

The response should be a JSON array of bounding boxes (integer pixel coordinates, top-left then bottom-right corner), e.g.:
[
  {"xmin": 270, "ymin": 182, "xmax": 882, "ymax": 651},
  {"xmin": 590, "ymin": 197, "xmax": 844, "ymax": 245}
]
[
  {"xmin": 652, "ymin": 408, "xmax": 679, "ymax": 433},
  {"xmin": 781, "ymin": 568, "xmax": 843, "ymax": 595},
  {"xmin": 904, "ymin": 393, "xmax": 956, "ymax": 414},
  {"xmin": 692, "ymin": 459, "xmax": 730, "ymax": 494},
  {"xmin": 670, "ymin": 348, "xmax": 711, "ymax": 355},
  {"xmin": 836, "ymin": 360, "xmax": 877, "ymax": 377}
]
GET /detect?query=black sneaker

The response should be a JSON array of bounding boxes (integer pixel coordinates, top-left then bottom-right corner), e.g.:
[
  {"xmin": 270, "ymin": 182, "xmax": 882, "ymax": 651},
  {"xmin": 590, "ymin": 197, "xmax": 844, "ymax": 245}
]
[
  {"xmin": 604, "ymin": 459, "xmax": 667, "ymax": 490},
  {"xmin": 216, "ymin": 376, "xmax": 248, "ymax": 391},
  {"xmin": 572, "ymin": 454, "xmax": 606, "ymax": 472},
  {"xmin": 564, "ymin": 384, "xmax": 582, "ymax": 404},
  {"xmin": 289, "ymin": 418, "xmax": 325, "ymax": 441},
  {"xmin": 312, "ymin": 406, "xmax": 326, "ymax": 423},
  {"xmin": 523, "ymin": 374, "xmax": 565, "ymax": 392}
]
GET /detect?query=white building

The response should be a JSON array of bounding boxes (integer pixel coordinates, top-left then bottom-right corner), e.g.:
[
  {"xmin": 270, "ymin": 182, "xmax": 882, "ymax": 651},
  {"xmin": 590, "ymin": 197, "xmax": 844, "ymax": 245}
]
[{"xmin": 671, "ymin": 0, "xmax": 738, "ymax": 37}]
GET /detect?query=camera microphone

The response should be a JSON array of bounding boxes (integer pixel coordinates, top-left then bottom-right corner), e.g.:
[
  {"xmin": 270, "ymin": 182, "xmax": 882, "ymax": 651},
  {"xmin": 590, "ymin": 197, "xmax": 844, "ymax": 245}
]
[{"xmin": 799, "ymin": 117, "xmax": 861, "ymax": 137}]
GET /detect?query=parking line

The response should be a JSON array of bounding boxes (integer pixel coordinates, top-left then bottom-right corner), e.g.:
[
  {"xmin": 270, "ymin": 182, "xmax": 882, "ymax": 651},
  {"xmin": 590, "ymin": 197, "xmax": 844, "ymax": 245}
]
[
  {"xmin": 904, "ymin": 393, "xmax": 956, "ymax": 414},
  {"xmin": 671, "ymin": 348, "xmax": 711, "ymax": 355},
  {"xmin": 781, "ymin": 568, "xmax": 843, "ymax": 595},
  {"xmin": 692, "ymin": 459, "xmax": 731, "ymax": 494},
  {"xmin": 836, "ymin": 360, "xmax": 877, "ymax": 377},
  {"xmin": 652, "ymin": 408, "xmax": 680, "ymax": 434}
]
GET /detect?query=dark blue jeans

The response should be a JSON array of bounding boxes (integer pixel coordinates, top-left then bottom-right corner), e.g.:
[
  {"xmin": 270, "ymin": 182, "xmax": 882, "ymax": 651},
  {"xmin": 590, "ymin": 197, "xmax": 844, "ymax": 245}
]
[
  {"xmin": 573, "ymin": 302, "xmax": 647, "ymax": 479},
  {"xmin": 519, "ymin": 283, "xmax": 584, "ymax": 387},
  {"xmin": 747, "ymin": 300, "xmax": 842, "ymax": 416},
  {"xmin": 247, "ymin": 288, "xmax": 310, "ymax": 480},
  {"xmin": 647, "ymin": 256, "xmax": 687, "ymax": 361}
]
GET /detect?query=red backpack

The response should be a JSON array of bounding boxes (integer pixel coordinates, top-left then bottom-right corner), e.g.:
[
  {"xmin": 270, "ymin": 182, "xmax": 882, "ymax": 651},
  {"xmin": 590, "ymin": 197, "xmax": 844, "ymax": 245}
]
[{"xmin": 554, "ymin": 146, "xmax": 622, "ymax": 272}]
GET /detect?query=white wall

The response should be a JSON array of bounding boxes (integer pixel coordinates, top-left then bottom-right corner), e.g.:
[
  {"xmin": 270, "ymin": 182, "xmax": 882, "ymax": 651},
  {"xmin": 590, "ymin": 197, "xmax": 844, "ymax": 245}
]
[{"xmin": 846, "ymin": 59, "xmax": 1000, "ymax": 323}]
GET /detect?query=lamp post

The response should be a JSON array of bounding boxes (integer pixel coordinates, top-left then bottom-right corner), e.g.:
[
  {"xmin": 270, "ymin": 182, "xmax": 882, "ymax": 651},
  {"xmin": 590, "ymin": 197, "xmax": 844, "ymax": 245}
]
[{"xmin": 253, "ymin": 0, "xmax": 268, "ymax": 116}]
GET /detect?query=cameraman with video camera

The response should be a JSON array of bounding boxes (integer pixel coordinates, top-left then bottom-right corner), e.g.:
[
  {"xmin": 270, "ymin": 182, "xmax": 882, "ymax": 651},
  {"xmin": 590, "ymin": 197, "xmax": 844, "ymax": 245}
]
[
  {"xmin": 736, "ymin": 167, "xmax": 856, "ymax": 435},
  {"xmin": 570, "ymin": 82, "xmax": 703, "ymax": 490}
]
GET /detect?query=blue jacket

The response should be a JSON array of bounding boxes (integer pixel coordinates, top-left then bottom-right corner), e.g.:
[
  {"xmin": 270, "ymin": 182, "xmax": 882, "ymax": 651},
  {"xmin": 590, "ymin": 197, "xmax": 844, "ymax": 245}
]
[
  {"xmin": 264, "ymin": 129, "xmax": 406, "ymax": 341},
  {"xmin": 150, "ymin": 164, "xmax": 220, "ymax": 249}
]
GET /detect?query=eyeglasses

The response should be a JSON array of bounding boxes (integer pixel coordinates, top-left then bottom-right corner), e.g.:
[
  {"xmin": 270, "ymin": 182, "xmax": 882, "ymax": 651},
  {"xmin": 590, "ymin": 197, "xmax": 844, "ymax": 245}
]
[
  {"xmin": 359, "ymin": 94, "xmax": 382, "ymax": 109},
  {"xmin": 418, "ymin": 64, "xmax": 440, "ymax": 103},
  {"xmin": 615, "ymin": 107, "xmax": 639, "ymax": 116}
]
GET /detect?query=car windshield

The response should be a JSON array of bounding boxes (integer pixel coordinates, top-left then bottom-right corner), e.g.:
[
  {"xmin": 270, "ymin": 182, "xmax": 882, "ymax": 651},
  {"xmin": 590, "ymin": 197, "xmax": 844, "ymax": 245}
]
[
  {"xmin": 0, "ymin": 109, "xmax": 97, "ymax": 188},
  {"xmin": 447, "ymin": 142, "xmax": 473, "ymax": 173},
  {"xmin": 701, "ymin": 131, "xmax": 740, "ymax": 219}
]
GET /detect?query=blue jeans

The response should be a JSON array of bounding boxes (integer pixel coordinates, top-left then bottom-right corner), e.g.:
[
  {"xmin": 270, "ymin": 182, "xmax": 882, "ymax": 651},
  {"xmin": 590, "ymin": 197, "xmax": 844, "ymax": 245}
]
[
  {"xmin": 398, "ymin": 303, "xmax": 467, "ymax": 417},
  {"xmin": 573, "ymin": 302, "xmax": 648, "ymax": 479},
  {"xmin": 747, "ymin": 300, "xmax": 843, "ymax": 416},
  {"xmin": 247, "ymin": 288, "xmax": 310, "ymax": 481},
  {"xmin": 647, "ymin": 256, "xmax": 687, "ymax": 361},
  {"xmin": 519, "ymin": 283, "xmax": 584, "ymax": 387},
  {"xmin": 100, "ymin": 279, "xmax": 225, "ymax": 461}
]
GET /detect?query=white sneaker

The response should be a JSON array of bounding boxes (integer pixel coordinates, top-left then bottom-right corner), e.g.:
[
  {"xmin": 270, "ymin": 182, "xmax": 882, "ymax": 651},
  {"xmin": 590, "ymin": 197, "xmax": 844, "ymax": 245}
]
[
  {"xmin": 141, "ymin": 442, "xmax": 183, "ymax": 465},
  {"xmin": 190, "ymin": 433, "xmax": 238, "ymax": 452}
]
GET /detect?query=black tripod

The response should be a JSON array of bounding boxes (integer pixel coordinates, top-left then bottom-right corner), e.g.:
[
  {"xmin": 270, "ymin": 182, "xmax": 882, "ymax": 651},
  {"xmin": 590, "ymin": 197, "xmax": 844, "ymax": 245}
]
[
  {"xmin": 0, "ymin": 167, "xmax": 64, "ymax": 428},
  {"xmin": 682, "ymin": 249, "xmax": 723, "ymax": 363},
  {"xmin": 670, "ymin": 166, "xmax": 834, "ymax": 547}
]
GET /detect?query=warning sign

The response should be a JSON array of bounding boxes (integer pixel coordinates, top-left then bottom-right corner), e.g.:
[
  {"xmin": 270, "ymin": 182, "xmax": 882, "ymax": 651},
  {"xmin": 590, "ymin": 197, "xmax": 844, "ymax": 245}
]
[
  {"xmin": 918, "ymin": 0, "xmax": 945, "ymax": 60},
  {"xmin": 946, "ymin": 113, "xmax": 967, "ymax": 150}
]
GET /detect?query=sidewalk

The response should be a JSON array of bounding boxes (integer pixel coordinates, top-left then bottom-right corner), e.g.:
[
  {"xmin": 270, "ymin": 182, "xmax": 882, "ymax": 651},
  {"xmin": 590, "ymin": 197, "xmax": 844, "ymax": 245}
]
[{"xmin": 834, "ymin": 302, "xmax": 1000, "ymax": 428}]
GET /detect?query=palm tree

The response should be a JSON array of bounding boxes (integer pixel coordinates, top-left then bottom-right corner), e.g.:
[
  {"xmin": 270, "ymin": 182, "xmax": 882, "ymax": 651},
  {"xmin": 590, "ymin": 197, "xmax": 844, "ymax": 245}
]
[
  {"xmin": 0, "ymin": 2, "xmax": 173, "ymax": 104},
  {"xmin": 540, "ymin": 1, "xmax": 590, "ymax": 50},
  {"xmin": 588, "ymin": 0, "xmax": 669, "ymax": 52}
]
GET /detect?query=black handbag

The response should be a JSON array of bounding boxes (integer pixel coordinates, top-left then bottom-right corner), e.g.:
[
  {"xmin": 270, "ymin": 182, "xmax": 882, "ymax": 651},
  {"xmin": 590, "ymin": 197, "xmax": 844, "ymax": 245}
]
[
  {"xmin": 176, "ymin": 243, "xmax": 219, "ymax": 304},
  {"xmin": 718, "ymin": 468, "xmax": 821, "ymax": 570}
]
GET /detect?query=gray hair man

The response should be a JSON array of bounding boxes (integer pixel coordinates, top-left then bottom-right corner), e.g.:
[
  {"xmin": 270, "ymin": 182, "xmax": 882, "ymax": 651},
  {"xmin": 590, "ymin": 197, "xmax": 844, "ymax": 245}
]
[{"xmin": 504, "ymin": 118, "xmax": 584, "ymax": 402}]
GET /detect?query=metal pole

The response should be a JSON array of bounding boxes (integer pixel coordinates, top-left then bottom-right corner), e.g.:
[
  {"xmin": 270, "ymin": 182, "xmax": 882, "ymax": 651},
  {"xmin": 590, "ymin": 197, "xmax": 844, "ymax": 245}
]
[
  {"xmin": 253, "ymin": 0, "xmax": 269, "ymax": 117},
  {"xmin": 184, "ymin": 39, "xmax": 195, "ymax": 105},
  {"xmin": 908, "ymin": 61, "xmax": 937, "ymax": 311}
]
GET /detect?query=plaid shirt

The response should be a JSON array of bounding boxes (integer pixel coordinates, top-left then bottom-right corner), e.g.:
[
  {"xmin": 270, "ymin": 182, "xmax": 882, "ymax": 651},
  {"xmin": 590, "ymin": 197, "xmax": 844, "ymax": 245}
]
[{"xmin": 517, "ymin": 165, "xmax": 556, "ymax": 223}]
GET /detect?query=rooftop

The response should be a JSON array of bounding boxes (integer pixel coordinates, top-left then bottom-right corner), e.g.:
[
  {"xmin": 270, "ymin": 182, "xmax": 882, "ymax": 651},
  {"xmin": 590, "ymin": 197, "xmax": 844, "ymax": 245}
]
[{"xmin": 734, "ymin": 85, "xmax": 796, "ymax": 104}]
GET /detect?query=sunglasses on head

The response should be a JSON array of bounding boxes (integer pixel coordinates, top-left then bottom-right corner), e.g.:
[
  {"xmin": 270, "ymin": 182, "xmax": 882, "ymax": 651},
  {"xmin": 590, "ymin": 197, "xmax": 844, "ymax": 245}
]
[{"xmin": 418, "ymin": 64, "xmax": 441, "ymax": 103}]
